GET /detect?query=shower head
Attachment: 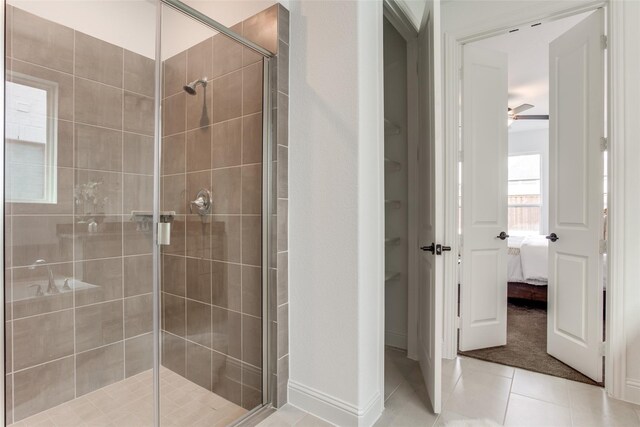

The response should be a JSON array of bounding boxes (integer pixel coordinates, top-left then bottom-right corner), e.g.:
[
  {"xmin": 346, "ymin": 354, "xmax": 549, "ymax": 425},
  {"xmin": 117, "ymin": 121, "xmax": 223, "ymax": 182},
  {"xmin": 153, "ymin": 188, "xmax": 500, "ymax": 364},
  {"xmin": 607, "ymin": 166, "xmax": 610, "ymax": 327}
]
[{"xmin": 183, "ymin": 77, "xmax": 208, "ymax": 95}]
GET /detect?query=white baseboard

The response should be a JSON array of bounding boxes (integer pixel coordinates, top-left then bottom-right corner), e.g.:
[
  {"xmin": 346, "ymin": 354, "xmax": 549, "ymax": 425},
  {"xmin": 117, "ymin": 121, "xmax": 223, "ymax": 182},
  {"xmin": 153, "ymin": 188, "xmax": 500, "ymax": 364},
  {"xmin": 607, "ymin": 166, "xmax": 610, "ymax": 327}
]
[
  {"xmin": 384, "ymin": 331, "xmax": 407, "ymax": 350},
  {"xmin": 624, "ymin": 379, "xmax": 640, "ymax": 405},
  {"xmin": 288, "ymin": 380, "xmax": 382, "ymax": 426}
]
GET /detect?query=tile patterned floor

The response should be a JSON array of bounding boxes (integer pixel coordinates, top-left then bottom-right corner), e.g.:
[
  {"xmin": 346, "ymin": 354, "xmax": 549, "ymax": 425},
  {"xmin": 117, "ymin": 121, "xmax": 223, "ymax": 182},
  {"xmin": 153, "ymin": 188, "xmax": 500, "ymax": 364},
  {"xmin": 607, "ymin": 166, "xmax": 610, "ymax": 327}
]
[
  {"xmin": 379, "ymin": 346, "xmax": 640, "ymax": 426},
  {"xmin": 10, "ymin": 367, "xmax": 247, "ymax": 427},
  {"xmin": 259, "ymin": 347, "xmax": 640, "ymax": 427}
]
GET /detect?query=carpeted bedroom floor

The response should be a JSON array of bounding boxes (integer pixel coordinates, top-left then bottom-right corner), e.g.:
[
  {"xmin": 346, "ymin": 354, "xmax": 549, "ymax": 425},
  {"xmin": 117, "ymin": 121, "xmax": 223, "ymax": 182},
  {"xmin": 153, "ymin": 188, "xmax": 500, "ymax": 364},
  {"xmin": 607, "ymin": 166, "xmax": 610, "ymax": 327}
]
[{"xmin": 459, "ymin": 301, "xmax": 601, "ymax": 386}]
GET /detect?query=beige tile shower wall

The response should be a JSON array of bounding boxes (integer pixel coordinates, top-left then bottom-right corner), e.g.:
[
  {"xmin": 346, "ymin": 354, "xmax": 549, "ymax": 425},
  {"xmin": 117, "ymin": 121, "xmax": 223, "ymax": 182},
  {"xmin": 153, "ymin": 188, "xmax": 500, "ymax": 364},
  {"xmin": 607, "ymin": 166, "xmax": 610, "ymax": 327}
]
[
  {"xmin": 4, "ymin": 7, "xmax": 155, "ymax": 424},
  {"xmin": 159, "ymin": 8, "xmax": 275, "ymax": 411}
]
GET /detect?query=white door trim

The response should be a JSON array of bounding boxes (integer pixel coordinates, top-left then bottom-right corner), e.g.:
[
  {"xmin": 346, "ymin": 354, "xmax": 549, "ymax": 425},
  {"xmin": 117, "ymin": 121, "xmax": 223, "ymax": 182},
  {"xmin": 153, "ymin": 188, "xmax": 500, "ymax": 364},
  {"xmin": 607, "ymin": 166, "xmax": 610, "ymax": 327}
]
[
  {"xmin": 606, "ymin": 0, "xmax": 640, "ymax": 404},
  {"xmin": 442, "ymin": 0, "xmax": 635, "ymax": 404},
  {"xmin": 442, "ymin": 32, "xmax": 461, "ymax": 360}
]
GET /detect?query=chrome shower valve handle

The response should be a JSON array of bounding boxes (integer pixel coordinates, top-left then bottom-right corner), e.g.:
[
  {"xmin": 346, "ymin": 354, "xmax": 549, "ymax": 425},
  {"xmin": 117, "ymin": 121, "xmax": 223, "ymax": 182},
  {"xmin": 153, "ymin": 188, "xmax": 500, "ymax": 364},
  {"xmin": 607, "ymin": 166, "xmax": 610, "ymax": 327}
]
[{"xmin": 190, "ymin": 188, "xmax": 213, "ymax": 215}]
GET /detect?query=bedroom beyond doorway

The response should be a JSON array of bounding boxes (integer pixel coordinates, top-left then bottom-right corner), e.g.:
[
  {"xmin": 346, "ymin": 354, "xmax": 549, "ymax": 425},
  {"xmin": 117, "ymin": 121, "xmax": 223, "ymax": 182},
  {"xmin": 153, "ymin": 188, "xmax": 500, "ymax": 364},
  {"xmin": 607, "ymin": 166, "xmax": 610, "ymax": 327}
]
[{"xmin": 456, "ymin": 7, "xmax": 607, "ymax": 386}]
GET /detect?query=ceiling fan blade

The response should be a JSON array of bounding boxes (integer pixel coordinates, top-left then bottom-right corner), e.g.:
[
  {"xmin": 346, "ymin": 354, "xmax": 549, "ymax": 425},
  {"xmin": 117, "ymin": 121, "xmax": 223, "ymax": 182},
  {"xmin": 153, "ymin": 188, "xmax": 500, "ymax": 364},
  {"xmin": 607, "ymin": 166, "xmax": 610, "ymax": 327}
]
[
  {"xmin": 513, "ymin": 114, "xmax": 549, "ymax": 120},
  {"xmin": 511, "ymin": 103, "xmax": 534, "ymax": 115}
]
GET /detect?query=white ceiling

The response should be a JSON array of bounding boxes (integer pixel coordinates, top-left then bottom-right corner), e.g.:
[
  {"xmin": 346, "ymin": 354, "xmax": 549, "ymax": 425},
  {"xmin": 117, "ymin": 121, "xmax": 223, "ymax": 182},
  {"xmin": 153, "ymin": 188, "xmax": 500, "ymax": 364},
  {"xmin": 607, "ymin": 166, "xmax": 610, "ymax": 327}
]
[
  {"xmin": 471, "ymin": 10, "xmax": 592, "ymax": 132},
  {"xmin": 396, "ymin": 0, "xmax": 427, "ymax": 30}
]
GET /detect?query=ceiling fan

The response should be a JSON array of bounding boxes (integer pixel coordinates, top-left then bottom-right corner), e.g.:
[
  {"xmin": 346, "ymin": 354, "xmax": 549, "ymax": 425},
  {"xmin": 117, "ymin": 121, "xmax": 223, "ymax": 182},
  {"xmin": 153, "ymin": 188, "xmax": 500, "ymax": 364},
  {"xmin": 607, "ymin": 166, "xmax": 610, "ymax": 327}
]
[{"xmin": 508, "ymin": 103, "xmax": 549, "ymax": 121}]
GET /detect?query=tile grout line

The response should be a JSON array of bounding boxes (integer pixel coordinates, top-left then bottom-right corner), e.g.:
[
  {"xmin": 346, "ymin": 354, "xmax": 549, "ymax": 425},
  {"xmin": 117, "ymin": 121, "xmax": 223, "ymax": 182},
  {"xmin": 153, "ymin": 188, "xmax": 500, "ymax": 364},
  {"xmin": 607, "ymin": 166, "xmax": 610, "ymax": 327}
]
[
  {"xmin": 11, "ymin": 331, "xmax": 155, "ymax": 376},
  {"xmin": 10, "ymin": 57, "xmax": 154, "ymax": 99},
  {"xmin": 121, "ymin": 45, "xmax": 127, "ymax": 385},
  {"xmin": 71, "ymin": 27, "xmax": 78, "ymax": 403},
  {"xmin": 239, "ymin": 37, "xmax": 245, "ymax": 408},
  {"xmin": 209, "ymin": 35, "xmax": 216, "ymax": 396},
  {"xmin": 182, "ymin": 48, "xmax": 188, "ymax": 384},
  {"xmin": 501, "ymin": 368, "xmax": 516, "ymax": 425},
  {"xmin": 8, "ymin": 15, "xmax": 16, "ymax": 418}
]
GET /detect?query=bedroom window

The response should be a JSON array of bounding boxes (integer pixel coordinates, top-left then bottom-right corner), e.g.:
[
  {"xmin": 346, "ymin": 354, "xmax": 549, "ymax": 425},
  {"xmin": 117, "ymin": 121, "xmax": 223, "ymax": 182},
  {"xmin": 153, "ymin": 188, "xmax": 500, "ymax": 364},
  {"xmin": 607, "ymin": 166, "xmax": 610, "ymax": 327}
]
[{"xmin": 508, "ymin": 154, "xmax": 542, "ymax": 235}]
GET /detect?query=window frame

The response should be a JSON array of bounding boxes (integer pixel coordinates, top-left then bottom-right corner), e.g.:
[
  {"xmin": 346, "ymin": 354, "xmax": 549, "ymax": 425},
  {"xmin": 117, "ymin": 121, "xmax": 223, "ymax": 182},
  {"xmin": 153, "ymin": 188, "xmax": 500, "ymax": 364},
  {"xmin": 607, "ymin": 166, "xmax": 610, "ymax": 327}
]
[
  {"xmin": 6, "ymin": 71, "xmax": 59, "ymax": 204},
  {"xmin": 507, "ymin": 152, "xmax": 543, "ymax": 235}
]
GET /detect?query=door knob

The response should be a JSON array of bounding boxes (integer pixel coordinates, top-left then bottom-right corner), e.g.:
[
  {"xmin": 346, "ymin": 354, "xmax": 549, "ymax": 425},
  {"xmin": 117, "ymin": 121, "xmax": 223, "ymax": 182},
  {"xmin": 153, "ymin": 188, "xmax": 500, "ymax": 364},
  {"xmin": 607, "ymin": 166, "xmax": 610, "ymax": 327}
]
[
  {"xmin": 496, "ymin": 231, "xmax": 509, "ymax": 240},
  {"xmin": 420, "ymin": 243, "xmax": 435, "ymax": 254},
  {"xmin": 546, "ymin": 233, "xmax": 559, "ymax": 242},
  {"xmin": 435, "ymin": 244, "xmax": 452, "ymax": 255}
]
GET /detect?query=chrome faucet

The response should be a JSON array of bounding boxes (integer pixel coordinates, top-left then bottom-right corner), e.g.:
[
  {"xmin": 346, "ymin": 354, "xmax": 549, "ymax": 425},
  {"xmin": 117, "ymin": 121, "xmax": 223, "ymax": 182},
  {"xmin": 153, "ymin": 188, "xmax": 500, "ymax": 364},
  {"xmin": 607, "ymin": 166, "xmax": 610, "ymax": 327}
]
[{"xmin": 29, "ymin": 259, "xmax": 60, "ymax": 294}]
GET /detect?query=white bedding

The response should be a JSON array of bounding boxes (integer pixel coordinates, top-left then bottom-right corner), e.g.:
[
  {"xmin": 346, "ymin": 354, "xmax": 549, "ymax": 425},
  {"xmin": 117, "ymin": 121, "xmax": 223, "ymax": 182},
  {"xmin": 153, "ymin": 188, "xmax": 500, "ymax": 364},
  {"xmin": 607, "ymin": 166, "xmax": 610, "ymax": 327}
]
[
  {"xmin": 520, "ymin": 235, "xmax": 549, "ymax": 281},
  {"xmin": 507, "ymin": 235, "xmax": 549, "ymax": 285}
]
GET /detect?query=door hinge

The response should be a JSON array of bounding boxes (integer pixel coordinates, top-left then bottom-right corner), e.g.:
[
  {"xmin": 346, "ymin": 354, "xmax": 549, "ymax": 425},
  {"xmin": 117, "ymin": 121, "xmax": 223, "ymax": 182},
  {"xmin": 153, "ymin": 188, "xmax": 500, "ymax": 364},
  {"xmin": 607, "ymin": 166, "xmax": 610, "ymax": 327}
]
[
  {"xmin": 599, "ymin": 239, "xmax": 607, "ymax": 254},
  {"xmin": 455, "ymin": 316, "xmax": 461, "ymax": 330},
  {"xmin": 600, "ymin": 137, "xmax": 608, "ymax": 152},
  {"xmin": 157, "ymin": 222, "xmax": 171, "ymax": 246},
  {"xmin": 599, "ymin": 341, "xmax": 607, "ymax": 357},
  {"xmin": 601, "ymin": 35, "xmax": 608, "ymax": 50},
  {"xmin": 458, "ymin": 150, "xmax": 464, "ymax": 162}
]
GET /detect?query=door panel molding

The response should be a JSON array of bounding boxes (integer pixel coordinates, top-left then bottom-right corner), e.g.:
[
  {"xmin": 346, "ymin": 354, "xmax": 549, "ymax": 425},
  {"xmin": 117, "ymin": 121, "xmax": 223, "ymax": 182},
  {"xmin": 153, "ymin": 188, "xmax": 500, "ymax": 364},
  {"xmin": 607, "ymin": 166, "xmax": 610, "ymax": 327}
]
[
  {"xmin": 459, "ymin": 44, "xmax": 508, "ymax": 352},
  {"xmin": 547, "ymin": 8, "xmax": 604, "ymax": 382}
]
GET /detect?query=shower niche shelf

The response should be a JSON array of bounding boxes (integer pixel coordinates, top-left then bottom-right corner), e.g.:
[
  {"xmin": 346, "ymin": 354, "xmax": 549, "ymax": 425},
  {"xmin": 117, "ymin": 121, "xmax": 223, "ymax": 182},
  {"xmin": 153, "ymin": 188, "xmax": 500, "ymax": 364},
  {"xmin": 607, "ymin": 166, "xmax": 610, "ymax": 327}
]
[{"xmin": 130, "ymin": 210, "xmax": 176, "ymax": 223}]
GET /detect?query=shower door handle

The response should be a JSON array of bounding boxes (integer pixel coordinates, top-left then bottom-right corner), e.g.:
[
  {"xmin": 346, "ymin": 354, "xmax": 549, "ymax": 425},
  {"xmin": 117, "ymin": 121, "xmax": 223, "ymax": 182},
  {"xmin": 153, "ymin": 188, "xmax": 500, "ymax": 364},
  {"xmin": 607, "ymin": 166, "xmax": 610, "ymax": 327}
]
[{"xmin": 157, "ymin": 222, "xmax": 171, "ymax": 246}]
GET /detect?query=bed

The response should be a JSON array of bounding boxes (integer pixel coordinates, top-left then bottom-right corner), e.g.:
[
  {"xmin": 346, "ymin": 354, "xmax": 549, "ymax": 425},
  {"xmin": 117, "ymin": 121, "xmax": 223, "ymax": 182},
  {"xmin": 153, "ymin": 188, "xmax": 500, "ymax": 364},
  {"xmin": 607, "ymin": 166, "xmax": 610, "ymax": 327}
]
[{"xmin": 508, "ymin": 235, "xmax": 549, "ymax": 302}]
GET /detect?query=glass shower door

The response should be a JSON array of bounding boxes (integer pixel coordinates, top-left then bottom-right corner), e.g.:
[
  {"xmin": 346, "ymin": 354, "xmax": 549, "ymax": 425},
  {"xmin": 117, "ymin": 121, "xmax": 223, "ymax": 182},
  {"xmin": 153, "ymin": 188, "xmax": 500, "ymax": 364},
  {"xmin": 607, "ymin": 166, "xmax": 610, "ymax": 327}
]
[
  {"xmin": 4, "ymin": 1, "xmax": 269, "ymax": 425},
  {"xmin": 4, "ymin": 1, "xmax": 158, "ymax": 424},
  {"xmin": 156, "ymin": 3, "xmax": 267, "ymax": 424}
]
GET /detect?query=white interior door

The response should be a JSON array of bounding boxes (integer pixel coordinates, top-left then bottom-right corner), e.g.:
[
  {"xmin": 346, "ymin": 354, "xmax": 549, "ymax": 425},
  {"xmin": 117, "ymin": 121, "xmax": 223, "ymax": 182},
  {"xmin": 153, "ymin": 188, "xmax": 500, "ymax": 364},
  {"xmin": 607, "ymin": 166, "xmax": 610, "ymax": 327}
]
[
  {"xmin": 416, "ymin": 1, "xmax": 443, "ymax": 414},
  {"xmin": 547, "ymin": 9, "xmax": 604, "ymax": 382},
  {"xmin": 460, "ymin": 45, "xmax": 508, "ymax": 352}
]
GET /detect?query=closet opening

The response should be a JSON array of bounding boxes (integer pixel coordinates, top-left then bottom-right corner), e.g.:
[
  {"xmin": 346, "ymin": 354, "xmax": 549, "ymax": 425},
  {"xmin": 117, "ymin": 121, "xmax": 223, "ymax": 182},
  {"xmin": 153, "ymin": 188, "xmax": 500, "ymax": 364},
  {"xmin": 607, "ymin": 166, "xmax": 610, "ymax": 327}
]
[{"xmin": 382, "ymin": 10, "xmax": 413, "ymax": 399}]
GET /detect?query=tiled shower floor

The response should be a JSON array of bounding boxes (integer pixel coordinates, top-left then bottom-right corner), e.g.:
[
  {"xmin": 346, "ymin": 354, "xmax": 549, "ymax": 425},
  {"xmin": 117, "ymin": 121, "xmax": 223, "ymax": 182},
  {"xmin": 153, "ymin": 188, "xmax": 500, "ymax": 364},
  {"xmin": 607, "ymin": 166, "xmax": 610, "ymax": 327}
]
[{"xmin": 10, "ymin": 367, "xmax": 247, "ymax": 427}]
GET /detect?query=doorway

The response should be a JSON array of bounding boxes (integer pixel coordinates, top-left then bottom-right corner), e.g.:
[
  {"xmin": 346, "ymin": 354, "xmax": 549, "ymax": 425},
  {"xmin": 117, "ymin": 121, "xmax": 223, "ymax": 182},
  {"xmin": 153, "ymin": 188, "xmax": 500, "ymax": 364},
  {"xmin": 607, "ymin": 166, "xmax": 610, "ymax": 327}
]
[
  {"xmin": 381, "ymin": 0, "xmax": 446, "ymax": 417},
  {"xmin": 456, "ymin": 8, "xmax": 607, "ymax": 385}
]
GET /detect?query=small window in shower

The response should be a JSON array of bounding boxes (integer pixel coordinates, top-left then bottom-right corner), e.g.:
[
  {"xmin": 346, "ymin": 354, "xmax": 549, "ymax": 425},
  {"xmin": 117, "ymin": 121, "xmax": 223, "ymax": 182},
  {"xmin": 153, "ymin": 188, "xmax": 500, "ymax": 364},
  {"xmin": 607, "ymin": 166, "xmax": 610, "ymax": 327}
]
[{"xmin": 6, "ymin": 71, "xmax": 58, "ymax": 204}]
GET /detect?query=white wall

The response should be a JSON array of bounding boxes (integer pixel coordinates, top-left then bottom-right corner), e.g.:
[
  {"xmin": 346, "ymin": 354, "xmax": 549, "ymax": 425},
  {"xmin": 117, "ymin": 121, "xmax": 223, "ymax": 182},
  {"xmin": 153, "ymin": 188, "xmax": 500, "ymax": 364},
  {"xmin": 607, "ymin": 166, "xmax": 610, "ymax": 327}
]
[
  {"xmin": 508, "ymin": 127, "xmax": 549, "ymax": 234},
  {"xmin": 9, "ymin": 0, "xmax": 276, "ymax": 59},
  {"xmin": 288, "ymin": 0, "xmax": 384, "ymax": 425}
]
